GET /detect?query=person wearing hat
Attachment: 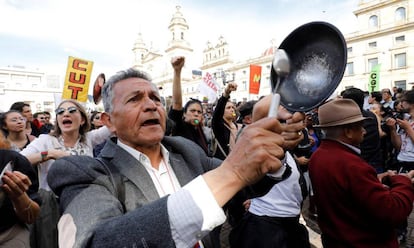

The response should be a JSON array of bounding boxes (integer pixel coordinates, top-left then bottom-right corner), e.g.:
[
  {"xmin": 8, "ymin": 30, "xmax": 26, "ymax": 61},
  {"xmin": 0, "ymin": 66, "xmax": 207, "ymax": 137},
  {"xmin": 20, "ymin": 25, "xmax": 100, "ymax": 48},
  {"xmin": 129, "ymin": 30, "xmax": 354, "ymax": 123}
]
[
  {"xmin": 309, "ymin": 98, "xmax": 414, "ymax": 248},
  {"xmin": 341, "ymin": 87, "xmax": 384, "ymax": 173}
]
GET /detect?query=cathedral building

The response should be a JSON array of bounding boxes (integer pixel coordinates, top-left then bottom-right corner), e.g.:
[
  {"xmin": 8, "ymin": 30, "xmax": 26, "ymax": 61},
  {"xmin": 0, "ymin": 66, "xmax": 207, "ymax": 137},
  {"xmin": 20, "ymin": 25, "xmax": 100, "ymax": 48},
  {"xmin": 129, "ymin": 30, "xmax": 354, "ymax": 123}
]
[
  {"xmin": 132, "ymin": 1, "xmax": 414, "ymax": 107},
  {"xmin": 131, "ymin": 6, "xmax": 274, "ymax": 106}
]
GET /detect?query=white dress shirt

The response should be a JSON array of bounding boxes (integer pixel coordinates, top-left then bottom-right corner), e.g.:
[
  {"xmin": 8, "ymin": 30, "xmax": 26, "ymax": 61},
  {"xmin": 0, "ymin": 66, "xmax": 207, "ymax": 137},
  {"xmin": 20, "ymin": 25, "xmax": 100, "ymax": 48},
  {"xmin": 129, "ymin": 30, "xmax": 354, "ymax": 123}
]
[{"xmin": 117, "ymin": 140, "xmax": 226, "ymax": 247}]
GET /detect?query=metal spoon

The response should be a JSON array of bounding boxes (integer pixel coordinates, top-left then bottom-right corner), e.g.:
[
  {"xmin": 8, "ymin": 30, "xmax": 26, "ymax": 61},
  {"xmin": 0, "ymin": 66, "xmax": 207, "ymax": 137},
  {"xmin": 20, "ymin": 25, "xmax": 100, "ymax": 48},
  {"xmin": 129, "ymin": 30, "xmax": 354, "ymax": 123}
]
[
  {"xmin": 268, "ymin": 49, "xmax": 290, "ymax": 117},
  {"xmin": 267, "ymin": 49, "xmax": 290, "ymax": 180}
]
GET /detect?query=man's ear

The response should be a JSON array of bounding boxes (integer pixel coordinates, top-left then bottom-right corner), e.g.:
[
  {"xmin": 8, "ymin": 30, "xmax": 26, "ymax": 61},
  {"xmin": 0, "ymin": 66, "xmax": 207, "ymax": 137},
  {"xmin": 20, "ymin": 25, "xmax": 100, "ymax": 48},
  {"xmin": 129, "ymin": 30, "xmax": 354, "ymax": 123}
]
[
  {"xmin": 101, "ymin": 112, "xmax": 116, "ymax": 133},
  {"xmin": 343, "ymin": 127, "xmax": 354, "ymax": 140}
]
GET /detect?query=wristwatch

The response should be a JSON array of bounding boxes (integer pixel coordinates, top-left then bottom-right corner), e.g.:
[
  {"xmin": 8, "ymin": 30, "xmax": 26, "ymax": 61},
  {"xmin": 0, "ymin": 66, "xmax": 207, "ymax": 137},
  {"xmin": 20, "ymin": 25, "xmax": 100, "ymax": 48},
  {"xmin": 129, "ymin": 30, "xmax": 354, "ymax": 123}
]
[{"xmin": 41, "ymin": 151, "xmax": 48, "ymax": 162}]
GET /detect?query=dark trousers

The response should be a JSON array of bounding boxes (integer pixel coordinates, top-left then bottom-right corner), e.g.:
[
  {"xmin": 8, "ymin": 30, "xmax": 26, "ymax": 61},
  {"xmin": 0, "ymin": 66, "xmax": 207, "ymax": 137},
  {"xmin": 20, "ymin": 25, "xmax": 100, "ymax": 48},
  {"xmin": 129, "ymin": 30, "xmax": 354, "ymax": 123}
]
[
  {"xmin": 229, "ymin": 212, "xmax": 310, "ymax": 248},
  {"xmin": 201, "ymin": 225, "xmax": 221, "ymax": 248}
]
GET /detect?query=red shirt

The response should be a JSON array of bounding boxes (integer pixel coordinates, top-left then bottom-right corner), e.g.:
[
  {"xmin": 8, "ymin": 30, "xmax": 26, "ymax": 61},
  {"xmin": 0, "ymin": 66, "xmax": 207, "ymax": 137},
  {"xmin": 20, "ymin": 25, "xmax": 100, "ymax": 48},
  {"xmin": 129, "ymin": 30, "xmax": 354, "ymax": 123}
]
[{"xmin": 309, "ymin": 140, "xmax": 414, "ymax": 248}]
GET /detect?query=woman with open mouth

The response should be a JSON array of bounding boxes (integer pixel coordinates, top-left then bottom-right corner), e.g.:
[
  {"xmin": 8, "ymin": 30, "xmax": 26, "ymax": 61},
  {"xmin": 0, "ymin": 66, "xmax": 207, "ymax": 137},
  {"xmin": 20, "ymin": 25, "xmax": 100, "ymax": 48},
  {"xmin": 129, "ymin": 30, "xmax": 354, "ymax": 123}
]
[{"xmin": 20, "ymin": 99, "xmax": 111, "ymax": 248}]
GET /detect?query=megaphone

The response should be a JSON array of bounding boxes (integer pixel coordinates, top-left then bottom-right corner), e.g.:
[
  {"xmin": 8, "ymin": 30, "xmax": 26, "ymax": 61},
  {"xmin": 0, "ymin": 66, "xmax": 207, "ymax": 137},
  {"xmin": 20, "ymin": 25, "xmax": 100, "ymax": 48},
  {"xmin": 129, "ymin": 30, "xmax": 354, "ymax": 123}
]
[
  {"xmin": 93, "ymin": 73, "xmax": 106, "ymax": 104},
  {"xmin": 270, "ymin": 21, "xmax": 347, "ymax": 112}
]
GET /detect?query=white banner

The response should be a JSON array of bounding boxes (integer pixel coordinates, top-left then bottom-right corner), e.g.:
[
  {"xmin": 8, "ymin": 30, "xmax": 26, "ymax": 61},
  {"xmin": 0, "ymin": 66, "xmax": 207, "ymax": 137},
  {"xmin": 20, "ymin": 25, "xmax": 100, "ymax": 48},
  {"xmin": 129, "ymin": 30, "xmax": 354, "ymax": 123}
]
[{"xmin": 199, "ymin": 72, "xmax": 219, "ymax": 103}]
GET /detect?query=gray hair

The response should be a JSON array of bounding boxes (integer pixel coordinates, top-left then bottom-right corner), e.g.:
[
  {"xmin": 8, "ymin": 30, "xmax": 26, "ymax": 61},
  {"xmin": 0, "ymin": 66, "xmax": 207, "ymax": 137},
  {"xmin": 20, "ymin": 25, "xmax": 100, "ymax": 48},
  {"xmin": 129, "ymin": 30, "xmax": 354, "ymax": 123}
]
[{"xmin": 102, "ymin": 68, "xmax": 154, "ymax": 113}]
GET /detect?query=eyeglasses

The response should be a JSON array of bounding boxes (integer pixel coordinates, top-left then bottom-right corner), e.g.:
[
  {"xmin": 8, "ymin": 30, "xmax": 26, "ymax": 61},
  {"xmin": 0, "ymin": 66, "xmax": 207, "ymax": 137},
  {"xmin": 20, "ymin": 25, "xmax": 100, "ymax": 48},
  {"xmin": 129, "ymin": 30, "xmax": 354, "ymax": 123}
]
[
  {"xmin": 55, "ymin": 106, "xmax": 79, "ymax": 115},
  {"xmin": 9, "ymin": 117, "xmax": 26, "ymax": 123}
]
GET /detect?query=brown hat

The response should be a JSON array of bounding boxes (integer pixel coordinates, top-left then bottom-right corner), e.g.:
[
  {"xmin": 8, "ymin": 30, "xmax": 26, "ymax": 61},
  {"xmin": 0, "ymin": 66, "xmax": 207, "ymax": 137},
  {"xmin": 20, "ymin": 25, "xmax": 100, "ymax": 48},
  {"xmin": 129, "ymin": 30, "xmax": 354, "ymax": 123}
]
[{"xmin": 314, "ymin": 98, "xmax": 368, "ymax": 128}]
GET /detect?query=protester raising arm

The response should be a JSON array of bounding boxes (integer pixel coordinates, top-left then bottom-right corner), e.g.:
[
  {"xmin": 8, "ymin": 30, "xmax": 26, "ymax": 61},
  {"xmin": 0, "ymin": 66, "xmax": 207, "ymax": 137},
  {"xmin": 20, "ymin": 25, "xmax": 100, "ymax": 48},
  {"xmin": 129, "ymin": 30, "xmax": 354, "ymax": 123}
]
[
  {"xmin": 168, "ymin": 56, "xmax": 210, "ymax": 154},
  {"xmin": 171, "ymin": 56, "xmax": 185, "ymax": 110},
  {"xmin": 211, "ymin": 82, "xmax": 238, "ymax": 159}
]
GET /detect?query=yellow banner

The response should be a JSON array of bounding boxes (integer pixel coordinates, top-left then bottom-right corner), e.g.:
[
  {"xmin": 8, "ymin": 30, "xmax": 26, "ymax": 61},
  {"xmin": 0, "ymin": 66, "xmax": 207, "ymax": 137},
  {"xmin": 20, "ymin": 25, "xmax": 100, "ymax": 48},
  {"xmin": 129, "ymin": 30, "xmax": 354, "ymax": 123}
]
[{"xmin": 62, "ymin": 56, "xmax": 94, "ymax": 102}]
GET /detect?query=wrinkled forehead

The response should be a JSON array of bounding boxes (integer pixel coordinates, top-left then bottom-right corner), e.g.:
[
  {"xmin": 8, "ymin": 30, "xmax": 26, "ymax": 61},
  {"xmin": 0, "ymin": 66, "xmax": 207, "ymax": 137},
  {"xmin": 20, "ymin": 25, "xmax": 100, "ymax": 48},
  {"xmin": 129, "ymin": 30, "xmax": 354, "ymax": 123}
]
[{"xmin": 117, "ymin": 78, "xmax": 159, "ymax": 93}]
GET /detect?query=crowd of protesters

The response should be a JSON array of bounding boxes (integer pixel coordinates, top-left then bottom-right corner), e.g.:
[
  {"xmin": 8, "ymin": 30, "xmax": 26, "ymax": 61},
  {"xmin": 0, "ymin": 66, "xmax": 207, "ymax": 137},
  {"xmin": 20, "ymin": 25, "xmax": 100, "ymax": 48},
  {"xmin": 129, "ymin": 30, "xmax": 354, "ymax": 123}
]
[{"xmin": 1, "ymin": 55, "xmax": 414, "ymax": 248}]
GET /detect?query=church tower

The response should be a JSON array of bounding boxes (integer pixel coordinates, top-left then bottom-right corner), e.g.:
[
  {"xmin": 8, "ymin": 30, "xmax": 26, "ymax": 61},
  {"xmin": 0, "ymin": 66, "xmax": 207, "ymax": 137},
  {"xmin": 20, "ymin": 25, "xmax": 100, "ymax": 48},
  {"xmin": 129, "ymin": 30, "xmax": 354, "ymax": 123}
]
[
  {"xmin": 165, "ymin": 6, "xmax": 193, "ymax": 57},
  {"xmin": 132, "ymin": 32, "xmax": 148, "ymax": 69}
]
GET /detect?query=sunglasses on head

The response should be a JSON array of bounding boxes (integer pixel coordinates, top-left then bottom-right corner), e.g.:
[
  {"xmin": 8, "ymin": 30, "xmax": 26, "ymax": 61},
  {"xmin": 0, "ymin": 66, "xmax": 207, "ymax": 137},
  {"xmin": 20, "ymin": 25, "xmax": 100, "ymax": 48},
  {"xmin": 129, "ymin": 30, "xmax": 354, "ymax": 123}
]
[{"xmin": 55, "ymin": 106, "xmax": 79, "ymax": 115}]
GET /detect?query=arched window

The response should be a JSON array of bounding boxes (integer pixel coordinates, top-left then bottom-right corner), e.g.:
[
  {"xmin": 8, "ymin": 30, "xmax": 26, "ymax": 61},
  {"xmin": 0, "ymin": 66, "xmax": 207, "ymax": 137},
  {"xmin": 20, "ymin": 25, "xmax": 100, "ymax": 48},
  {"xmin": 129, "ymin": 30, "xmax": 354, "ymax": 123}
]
[
  {"xmin": 369, "ymin": 15, "xmax": 378, "ymax": 28},
  {"xmin": 395, "ymin": 7, "xmax": 406, "ymax": 21}
]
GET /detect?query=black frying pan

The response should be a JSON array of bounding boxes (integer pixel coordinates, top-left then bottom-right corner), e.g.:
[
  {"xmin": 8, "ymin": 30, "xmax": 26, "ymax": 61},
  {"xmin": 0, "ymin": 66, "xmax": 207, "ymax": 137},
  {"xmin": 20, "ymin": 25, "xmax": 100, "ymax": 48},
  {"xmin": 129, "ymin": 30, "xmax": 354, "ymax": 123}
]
[{"xmin": 270, "ymin": 21, "xmax": 347, "ymax": 112}]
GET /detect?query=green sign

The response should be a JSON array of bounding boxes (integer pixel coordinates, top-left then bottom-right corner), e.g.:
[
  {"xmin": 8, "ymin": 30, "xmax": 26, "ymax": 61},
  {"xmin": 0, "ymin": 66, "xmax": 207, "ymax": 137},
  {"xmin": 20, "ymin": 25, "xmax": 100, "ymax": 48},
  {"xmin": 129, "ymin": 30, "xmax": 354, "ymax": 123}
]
[{"xmin": 368, "ymin": 64, "xmax": 381, "ymax": 92}]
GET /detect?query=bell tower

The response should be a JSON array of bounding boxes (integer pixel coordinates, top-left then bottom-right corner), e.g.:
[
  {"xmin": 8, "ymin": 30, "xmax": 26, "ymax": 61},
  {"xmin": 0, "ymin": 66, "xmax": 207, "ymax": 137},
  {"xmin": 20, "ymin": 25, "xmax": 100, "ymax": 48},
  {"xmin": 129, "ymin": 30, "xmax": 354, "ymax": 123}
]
[
  {"xmin": 165, "ymin": 6, "xmax": 193, "ymax": 56},
  {"xmin": 132, "ymin": 32, "xmax": 148, "ymax": 69}
]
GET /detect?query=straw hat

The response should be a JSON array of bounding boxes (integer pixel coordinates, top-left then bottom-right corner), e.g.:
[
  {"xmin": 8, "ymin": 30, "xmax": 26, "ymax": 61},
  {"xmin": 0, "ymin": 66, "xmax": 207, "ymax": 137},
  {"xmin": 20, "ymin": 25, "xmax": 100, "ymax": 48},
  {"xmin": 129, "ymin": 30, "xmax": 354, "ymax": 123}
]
[{"xmin": 314, "ymin": 98, "xmax": 368, "ymax": 128}]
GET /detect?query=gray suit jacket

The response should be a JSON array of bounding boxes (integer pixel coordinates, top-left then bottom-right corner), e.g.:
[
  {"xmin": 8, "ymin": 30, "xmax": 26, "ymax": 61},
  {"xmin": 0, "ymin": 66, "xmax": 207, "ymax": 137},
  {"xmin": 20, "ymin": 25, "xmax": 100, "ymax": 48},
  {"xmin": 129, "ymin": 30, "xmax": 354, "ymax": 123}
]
[{"xmin": 48, "ymin": 136, "xmax": 222, "ymax": 248}]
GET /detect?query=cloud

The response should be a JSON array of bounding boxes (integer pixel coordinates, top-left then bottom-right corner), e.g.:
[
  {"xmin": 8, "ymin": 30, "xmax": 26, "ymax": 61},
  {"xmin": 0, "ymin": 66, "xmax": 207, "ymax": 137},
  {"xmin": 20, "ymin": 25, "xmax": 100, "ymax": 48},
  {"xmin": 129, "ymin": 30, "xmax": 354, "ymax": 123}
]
[{"xmin": 0, "ymin": 0, "xmax": 359, "ymax": 75}]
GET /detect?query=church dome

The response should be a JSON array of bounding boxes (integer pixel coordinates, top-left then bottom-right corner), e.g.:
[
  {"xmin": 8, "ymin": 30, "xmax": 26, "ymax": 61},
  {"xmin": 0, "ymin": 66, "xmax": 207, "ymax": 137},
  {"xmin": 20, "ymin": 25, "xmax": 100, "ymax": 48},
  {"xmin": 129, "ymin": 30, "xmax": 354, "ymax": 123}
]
[
  {"xmin": 133, "ymin": 32, "xmax": 146, "ymax": 49},
  {"xmin": 262, "ymin": 39, "xmax": 277, "ymax": 56},
  {"xmin": 168, "ymin": 6, "xmax": 188, "ymax": 29},
  {"xmin": 262, "ymin": 46, "xmax": 275, "ymax": 56}
]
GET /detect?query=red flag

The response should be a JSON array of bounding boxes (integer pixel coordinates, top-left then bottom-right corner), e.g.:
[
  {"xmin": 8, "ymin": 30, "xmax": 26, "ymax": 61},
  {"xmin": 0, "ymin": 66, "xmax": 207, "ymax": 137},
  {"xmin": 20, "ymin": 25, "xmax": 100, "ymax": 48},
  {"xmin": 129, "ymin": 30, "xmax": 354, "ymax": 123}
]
[{"xmin": 249, "ymin": 65, "xmax": 261, "ymax": 94}]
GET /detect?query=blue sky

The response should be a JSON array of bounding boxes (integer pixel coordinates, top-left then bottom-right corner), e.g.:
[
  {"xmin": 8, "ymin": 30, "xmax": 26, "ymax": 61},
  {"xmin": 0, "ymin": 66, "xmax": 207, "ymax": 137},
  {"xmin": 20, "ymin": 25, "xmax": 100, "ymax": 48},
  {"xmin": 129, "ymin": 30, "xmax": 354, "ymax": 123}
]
[{"xmin": 0, "ymin": 0, "xmax": 358, "ymax": 78}]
